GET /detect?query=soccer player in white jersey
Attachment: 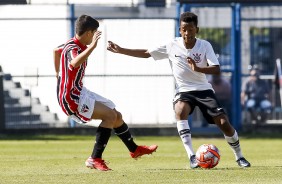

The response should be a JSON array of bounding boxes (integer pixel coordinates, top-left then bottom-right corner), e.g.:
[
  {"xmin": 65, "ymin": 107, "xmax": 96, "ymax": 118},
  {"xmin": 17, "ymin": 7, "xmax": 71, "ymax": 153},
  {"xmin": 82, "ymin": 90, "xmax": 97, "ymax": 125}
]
[
  {"xmin": 107, "ymin": 11, "xmax": 251, "ymax": 168},
  {"xmin": 54, "ymin": 15, "xmax": 158, "ymax": 171}
]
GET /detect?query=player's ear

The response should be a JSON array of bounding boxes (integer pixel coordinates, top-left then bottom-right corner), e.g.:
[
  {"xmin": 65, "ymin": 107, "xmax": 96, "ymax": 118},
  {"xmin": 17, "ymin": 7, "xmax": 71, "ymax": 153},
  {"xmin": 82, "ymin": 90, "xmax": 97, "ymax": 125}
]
[
  {"xmin": 87, "ymin": 30, "xmax": 93, "ymax": 36},
  {"xmin": 196, "ymin": 27, "xmax": 199, "ymax": 34},
  {"xmin": 84, "ymin": 30, "xmax": 89, "ymax": 37}
]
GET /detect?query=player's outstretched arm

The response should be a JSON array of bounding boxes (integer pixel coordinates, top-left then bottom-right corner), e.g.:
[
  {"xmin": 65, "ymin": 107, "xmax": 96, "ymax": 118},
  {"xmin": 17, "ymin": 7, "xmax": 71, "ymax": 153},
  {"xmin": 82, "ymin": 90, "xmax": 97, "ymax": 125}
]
[{"xmin": 107, "ymin": 41, "xmax": 151, "ymax": 58}]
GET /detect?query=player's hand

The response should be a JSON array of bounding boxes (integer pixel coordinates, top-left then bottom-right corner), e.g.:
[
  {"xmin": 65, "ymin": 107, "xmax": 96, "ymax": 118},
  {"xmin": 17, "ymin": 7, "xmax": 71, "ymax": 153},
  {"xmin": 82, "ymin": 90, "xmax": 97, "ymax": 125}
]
[
  {"xmin": 187, "ymin": 57, "xmax": 197, "ymax": 71},
  {"xmin": 91, "ymin": 31, "xmax": 102, "ymax": 49},
  {"xmin": 107, "ymin": 41, "xmax": 121, "ymax": 53}
]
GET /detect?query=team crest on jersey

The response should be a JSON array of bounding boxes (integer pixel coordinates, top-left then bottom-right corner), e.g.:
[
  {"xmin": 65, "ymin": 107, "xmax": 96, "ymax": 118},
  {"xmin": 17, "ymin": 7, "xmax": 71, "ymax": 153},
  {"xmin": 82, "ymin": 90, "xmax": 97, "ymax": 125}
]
[
  {"xmin": 81, "ymin": 104, "xmax": 89, "ymax": 113},
  {"xmin": 192, "ymin": 53, "xmax": 201, "ymax": 63}
]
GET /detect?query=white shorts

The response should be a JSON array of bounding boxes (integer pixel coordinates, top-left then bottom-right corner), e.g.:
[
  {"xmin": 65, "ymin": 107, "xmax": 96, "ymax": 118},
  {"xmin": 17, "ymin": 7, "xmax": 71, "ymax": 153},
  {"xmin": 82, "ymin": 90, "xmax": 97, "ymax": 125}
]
[{"xmin": 70, "ymin": 87, "xmax": 116, "ymax": 124}]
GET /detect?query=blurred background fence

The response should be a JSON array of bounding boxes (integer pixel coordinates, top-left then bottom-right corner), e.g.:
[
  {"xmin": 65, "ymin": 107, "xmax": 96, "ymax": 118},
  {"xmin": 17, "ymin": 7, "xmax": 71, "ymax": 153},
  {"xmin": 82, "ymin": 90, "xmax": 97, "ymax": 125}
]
[{"xmin": 1, "ymin": 0, "xmax": 282, "ymax": 134}]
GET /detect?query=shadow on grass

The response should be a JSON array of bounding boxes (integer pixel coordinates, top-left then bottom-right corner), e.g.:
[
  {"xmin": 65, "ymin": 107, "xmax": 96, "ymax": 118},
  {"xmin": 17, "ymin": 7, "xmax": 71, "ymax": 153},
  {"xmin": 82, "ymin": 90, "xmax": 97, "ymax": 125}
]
[
  {"xmin": 0, "ymin": 134, "xmax": 93, "ymax": 141},
  {"xmin": 145, "ymin": 165, "xmax": 282, "ymax": 171}
]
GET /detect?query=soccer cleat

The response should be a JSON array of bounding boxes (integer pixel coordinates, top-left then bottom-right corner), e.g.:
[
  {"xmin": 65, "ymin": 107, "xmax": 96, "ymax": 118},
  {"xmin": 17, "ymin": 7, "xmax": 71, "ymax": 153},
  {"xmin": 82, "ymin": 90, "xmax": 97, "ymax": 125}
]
[
  {"xmin": 130, "ymin": 145, "xmax": 158, "ymax": 159},
  {"xmin": 236, "ymin": 157, "xmax": 251, "ymax": 168},
  {"xmin": 190, "ymin": 155, "xmax": 199, "ymax": 169},
  {"xmin": 85, "ymin": 157, "xmax": 112, "ymax": 171}
]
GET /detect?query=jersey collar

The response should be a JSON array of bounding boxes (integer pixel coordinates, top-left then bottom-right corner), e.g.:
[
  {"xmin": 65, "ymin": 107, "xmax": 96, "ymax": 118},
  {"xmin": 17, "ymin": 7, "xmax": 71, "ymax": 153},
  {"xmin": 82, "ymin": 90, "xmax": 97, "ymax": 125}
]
[
  {"xmin": 181, "ymin": 37, "xmax": 198, "ymax": 50},
  {"xmin": 73, "ymin": 36, "xmax": 88, "ymax": 50}
]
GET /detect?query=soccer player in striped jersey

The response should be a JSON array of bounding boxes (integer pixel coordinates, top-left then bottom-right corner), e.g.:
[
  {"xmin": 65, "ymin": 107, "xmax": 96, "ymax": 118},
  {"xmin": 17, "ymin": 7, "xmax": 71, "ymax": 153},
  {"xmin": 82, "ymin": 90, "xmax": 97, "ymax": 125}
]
[
  {"xmin": 107, "ymin": 11, "xmax": 251, "ymax": 168},
  {"xmin": 54, "ymin": 15, "xmax": 158, "ymax": 171}
]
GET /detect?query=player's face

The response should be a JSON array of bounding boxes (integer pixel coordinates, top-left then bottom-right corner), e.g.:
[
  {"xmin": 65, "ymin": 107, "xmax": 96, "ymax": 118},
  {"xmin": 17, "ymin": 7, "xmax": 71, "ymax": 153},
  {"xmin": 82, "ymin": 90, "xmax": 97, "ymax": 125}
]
[{"xmin": 179, "ymin": 21, "xmax": 198, "ymax": 45}]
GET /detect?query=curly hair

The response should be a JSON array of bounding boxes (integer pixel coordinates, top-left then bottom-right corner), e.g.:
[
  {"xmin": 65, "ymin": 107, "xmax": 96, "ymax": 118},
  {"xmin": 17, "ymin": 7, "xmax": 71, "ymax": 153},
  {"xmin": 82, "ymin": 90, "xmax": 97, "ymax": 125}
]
[{"xmin": 180, "ymin": 12, "xmax": 198, "ymax": 27}]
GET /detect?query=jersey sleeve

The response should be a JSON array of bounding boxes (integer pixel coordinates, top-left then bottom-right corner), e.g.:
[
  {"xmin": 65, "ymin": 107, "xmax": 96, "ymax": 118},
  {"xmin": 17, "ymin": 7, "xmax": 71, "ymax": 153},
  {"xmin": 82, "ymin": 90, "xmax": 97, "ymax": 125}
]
[
  {"xmin": 66, "ymin": 47, "xmax": 80, "ymax": 71},
  {"xmin": 148, "ymin": 44, "xmax": 169, "ymax": 61},
  {"xmin": 57, "ymin": 44, "xmax": 64, "ymax": 53},
  {"xmin": 205, "ymin": 41, "xmax": 219, "ymax": 66}
]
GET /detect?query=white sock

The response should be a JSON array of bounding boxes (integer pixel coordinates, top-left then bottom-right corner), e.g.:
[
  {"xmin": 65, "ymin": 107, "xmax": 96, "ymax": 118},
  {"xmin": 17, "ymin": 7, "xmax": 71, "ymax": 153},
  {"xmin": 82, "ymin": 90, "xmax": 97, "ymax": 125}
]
[
  {"xmin": 177, "ymin": 120, "xmax": 194, "ymax": 158},
  {"xmin": 224, "ymin": 131, "xmax": 243, "ymax": 160}
]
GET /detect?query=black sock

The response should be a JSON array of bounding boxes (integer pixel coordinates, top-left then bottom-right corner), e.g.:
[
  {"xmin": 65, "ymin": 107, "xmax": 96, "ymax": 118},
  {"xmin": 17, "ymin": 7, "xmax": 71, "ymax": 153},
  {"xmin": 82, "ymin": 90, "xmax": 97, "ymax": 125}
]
[
  {"xmin": 114, "ymin": 123, "xmax": 138, "ymax": 152},
  {"xmin": 91, "ymin": 126, "xmax": 112, "ymax": 159}
]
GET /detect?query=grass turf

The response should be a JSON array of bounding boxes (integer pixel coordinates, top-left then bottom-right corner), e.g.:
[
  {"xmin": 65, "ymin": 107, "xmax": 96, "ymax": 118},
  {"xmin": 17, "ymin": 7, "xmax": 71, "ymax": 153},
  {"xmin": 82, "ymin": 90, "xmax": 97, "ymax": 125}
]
[{"xmin": 0, "ymin": 135, "xmax": 281, "ymax": 184}]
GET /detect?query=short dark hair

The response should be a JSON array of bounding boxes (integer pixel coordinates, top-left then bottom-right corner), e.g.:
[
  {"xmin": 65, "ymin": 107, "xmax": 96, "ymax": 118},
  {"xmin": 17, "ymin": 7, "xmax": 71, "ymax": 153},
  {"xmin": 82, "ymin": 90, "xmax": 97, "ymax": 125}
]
[
  {"xmin": 75, "ymin": 15, "xmax": 99, "ymax": 36},
  {"xmin": 180, "ymin": 12, "xmax": 198, "ymax": 27}
]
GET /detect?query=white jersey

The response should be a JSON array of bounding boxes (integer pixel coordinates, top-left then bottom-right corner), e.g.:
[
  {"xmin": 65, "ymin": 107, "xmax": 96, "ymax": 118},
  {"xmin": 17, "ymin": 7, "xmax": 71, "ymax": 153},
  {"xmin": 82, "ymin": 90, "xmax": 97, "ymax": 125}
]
[{"xmin": 149, "ymin": 37, "xmax": 219, "ymax": 93}]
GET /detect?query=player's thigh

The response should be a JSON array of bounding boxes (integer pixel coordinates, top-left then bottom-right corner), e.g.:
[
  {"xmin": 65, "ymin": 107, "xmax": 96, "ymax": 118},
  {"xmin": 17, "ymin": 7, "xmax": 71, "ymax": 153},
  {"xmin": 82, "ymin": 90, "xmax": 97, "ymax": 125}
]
[
  {"xmin": 91, "ymin": 101, "xmax": 116, "ymax": 121},
  {"xmin": 174, "ymin": 101, "xmax": 192, "ymax": 118}
]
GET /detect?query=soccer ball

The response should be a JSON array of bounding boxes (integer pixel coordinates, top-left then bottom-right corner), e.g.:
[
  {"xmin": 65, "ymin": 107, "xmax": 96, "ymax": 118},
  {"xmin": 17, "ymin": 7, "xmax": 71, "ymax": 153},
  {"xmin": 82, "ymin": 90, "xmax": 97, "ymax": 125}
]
[{"xmin": 195, "ymin": 144, "xmax": 220, "ymax": 169}]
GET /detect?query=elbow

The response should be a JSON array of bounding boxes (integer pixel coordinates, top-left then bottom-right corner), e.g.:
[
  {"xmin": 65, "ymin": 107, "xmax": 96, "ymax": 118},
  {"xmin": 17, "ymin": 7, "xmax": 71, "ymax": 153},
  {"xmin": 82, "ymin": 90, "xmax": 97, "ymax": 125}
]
[
  {"xmin": 70, "ymin": 61, "xmax": 79, "ymax": 68},
  {"xmin": 144, "ymin": 55, "xmax": 151, "ymax": 58},
  {"xmin": 144, "ymin": 51, "xmax": 151, "ymax": 58},
  {"xmin": 71, "ymin": 63, "xmax": 79, "ymax": 68},
  {"xmin": 139, "ymin": 54, "xmax": 151, "ymax": 58}
]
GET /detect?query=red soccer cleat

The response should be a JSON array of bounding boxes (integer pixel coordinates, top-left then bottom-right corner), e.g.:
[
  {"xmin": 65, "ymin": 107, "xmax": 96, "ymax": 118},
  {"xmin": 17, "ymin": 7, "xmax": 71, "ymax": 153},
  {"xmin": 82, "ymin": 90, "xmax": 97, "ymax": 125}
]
[
  {"xmin": 85, "ymin": 157, "xmax": 112, "ymax": 171},
  {"xmin": 130, "ymin": 145, "xmax": 158, "ymax": 159}
]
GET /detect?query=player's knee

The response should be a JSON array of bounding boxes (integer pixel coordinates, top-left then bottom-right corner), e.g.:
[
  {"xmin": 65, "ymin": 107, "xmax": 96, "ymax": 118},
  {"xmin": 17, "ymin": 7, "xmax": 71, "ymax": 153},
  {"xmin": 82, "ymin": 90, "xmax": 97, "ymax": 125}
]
[
  {"xmin": 214, "ymin": 114, "xmax": 229, "ymax": 126},
  {"xmin": 112, "ymin": 110, "xmax": 123, "ymax": 128},
  {"xmin": 214, "ymin": 114, "xmax": 234, "ymax": 133},
  {"xmin": 175, "ymin": 106, "xmax": 186, "ymax": 119},
  {"xmin": 174, "ymin": 102, "xmax": 190, "ymax": 119},
  {"xmin": 104, "ymin": 109, "xmax": 118, "ymax": 124},
  {"xmin": 175, "ymin": 110, "xmax": 187, "ymax": 119},
  {"xmin": 115, "ymin": 111, "xmax": 123, "ymax": 122}
]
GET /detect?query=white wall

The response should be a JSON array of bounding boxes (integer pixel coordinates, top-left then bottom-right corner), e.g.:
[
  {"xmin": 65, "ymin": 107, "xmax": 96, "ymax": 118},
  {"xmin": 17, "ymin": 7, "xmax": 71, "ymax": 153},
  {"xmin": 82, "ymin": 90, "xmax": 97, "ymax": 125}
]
[{"xmin": 0, "ymin": 5, "xmax": 176, "ymax": 125}]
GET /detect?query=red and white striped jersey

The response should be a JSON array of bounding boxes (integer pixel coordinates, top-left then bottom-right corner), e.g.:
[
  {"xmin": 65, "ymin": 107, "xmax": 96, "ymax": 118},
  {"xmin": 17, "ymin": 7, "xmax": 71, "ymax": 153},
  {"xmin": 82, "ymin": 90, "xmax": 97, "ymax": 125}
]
[{"xmin": 57, "ymin": 37, "xmax": 88, "ymax": 116}]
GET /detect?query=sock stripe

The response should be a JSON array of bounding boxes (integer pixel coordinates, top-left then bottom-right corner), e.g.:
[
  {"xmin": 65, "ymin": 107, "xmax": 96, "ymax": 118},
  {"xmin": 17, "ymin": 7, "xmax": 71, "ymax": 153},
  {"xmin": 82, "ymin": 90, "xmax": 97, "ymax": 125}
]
[
  {"xmin": 179, "ymin": 129, "xmax": 191, "ymax": 135},
  {"xmin": 115, "ymin": 128, "xmax": 129, "ymax": 135},
  {"xmin": 228, "ymin": 140, "xmax": 240, "ymax": 147}
]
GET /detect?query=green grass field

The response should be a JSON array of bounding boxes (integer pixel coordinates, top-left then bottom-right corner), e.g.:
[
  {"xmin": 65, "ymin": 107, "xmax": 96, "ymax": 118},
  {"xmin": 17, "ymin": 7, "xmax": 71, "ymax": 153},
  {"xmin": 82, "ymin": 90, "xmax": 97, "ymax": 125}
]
[{"xmin": 0, "ymin": 135, "xmax": 281, "ymax": 184}]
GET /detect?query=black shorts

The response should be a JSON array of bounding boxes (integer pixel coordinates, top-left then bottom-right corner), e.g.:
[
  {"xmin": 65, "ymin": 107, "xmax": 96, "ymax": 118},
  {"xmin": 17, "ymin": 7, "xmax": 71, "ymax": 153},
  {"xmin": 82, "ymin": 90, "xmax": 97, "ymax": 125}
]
[{"xmin": 173, "ymin": 90, "xmax": 226, "ymax": 124}]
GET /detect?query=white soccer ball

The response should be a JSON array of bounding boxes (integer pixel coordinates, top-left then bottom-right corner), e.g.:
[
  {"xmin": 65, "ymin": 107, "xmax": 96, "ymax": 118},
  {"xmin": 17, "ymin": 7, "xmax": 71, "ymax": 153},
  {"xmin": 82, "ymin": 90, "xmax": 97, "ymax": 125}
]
[{"xmin": 196, "ymin": 144, "xmax": 220, "ymax": 169}]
